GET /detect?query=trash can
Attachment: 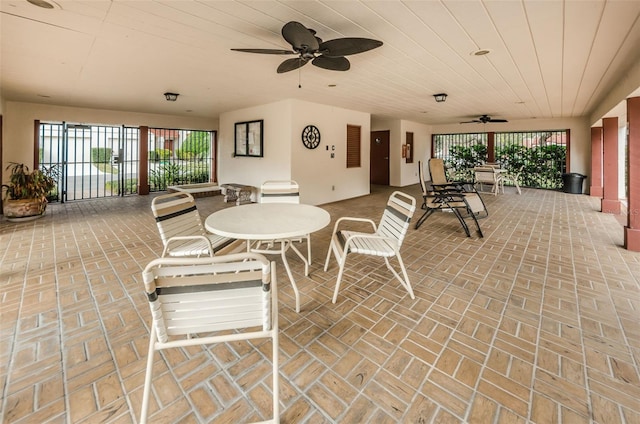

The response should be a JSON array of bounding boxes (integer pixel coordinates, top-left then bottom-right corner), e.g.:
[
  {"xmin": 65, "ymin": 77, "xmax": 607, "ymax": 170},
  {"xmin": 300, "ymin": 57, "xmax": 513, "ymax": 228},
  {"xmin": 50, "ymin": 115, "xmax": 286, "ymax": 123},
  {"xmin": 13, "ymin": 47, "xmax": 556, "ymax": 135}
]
[{"xmin": 562, "ymin": 173, "xmax": 586, "ymax": 194}]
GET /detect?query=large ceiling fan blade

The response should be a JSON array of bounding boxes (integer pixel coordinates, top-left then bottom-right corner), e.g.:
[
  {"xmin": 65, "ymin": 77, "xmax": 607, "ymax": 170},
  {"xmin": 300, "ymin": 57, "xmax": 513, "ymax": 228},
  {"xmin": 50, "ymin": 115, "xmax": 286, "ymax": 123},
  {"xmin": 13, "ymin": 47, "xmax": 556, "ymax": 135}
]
[
  {"xmin": 231, "ymin": 48, "xmax": 295, "ymax": 55},
  {"xmin": 282, "ymin": 21, "xmax": 319, "ymax": 51},
  {"xmin": 320, "ymin": 38, "xmax": 383, "ymax": 57},
  {"xmin": 312, "ymin": 56, "xmax": 350, "ymax": 71},
  {"xmin": 277, "ymin": 57, "xmax": 309, "ymax": 73},
  {"xmin": 460, "ymin": 120, "xmax": 481, "ymax": 124},
  {"xmin": 489, "ymin": 118, "xmax": 508, "ymax": 123}
]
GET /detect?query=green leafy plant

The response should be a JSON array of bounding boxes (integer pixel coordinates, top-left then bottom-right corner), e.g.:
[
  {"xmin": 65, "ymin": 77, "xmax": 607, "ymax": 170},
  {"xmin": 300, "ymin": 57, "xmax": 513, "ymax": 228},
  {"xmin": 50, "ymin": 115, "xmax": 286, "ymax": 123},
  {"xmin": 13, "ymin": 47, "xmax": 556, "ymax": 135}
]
[
  {"xmin": 178, "ymin": 131, "xmax": 210, "ymax": 159},
  {"xmin": 156, "ymin": 149, "xmax": 171, "ymax": 161},
  {"xmin": 105, "ymin": 178, "xmax": 138, "ymax": 195},
  {"xmin": 149, "ymin": 163, "xmax": 184, "ymax": 191},
  {"xmin": 447, "ymin": 144, "xmax": 487, "ymax": 170},
  {"xmin": 91, "ymin": 147, "xmax": 113, "ymax": 163},
  {"xmin": 2, "ymin": 162, "xmax": 57, "ymax": 203}
]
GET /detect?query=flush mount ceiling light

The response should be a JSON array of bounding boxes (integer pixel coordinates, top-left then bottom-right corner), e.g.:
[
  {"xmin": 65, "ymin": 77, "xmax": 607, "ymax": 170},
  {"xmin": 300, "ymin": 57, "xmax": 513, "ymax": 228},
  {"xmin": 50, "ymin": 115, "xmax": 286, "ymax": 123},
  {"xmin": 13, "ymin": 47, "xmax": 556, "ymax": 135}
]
[
  {"xmin": 164, "ymin": 92, "xmax": 179, "ymax": 101},
  {"xmin": 27, "ymin": 0, "xmax": 60, "ymax": 9},
  {"xmin": 433, "ymin": 93, "xmax": 448, "ymax": 103},
  {"xmin": 471, "ymin": 48, "xmax": 491, "ymax": 56}
]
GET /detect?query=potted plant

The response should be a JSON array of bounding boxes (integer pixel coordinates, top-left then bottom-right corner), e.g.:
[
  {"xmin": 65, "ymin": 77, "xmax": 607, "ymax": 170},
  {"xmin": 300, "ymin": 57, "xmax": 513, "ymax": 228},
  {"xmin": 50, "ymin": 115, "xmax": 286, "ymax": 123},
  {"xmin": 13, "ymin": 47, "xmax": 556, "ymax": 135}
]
[{"xmin": 2, "ymin": 162, "xmax": 57, "ymax": 221}]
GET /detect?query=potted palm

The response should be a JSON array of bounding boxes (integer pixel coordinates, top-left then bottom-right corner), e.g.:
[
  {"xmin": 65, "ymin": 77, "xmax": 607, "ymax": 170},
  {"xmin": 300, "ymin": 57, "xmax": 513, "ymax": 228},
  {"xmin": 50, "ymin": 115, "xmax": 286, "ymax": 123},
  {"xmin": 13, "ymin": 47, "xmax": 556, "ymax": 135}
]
[{"xmin": 2, "ymin": 162, "xmax": 57, "ymax": 221}]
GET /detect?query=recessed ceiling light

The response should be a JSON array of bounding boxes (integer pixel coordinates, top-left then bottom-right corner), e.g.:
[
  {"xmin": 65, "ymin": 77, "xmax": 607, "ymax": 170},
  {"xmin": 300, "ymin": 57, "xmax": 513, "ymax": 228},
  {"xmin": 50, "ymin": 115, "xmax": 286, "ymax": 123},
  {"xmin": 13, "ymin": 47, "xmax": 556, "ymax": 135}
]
[
  {"xmin": 27, "ymin": 0, "xmax": 61, "ymax": 9},
  {"xmin": 471, "ymin": 49, "xmax": 491, "ymax": 56}
]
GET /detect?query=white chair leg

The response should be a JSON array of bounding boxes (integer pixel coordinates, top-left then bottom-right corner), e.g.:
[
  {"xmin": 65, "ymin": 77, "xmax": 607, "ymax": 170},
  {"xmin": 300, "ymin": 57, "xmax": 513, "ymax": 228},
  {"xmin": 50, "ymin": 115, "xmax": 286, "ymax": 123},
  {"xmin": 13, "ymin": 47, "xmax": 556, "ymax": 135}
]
[
  {"xmin": 332, "ymin": 255, "xmax": 348, "ymax": 304},
  {"xmin": 271, "ymin": 329, "xmax": 279, "ymax": 422},
  {"xmin": 140, "ymin": 327, "xmax": 157, "ymax": 424},
  {"xmin": 324, "ymin": 241, "xmax": 334, "ymax": 271},
  {"xmin": 395, "ymin": 255, "xmax": 415, "ymax": 299},
  {"xmin": 289, "ymin": 243, "xmax": 309, "ymax": 276},
  {"xmin": 382, "ymin": 256, "xmax": 415, "ymax": 300},
  {"xmin": 279, "ymin": 241, "xmax": 300, "ymax": 313}
]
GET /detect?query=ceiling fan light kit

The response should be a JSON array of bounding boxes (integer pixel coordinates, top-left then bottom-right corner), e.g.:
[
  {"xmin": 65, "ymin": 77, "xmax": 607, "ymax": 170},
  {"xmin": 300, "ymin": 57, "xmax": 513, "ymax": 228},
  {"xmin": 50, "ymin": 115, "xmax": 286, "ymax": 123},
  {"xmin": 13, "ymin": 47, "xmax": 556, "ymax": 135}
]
[
  {"xmin": 164, "ymin": 92, "xmax": 179, "ymax": 102},
  {"xmin": 231, "ymin": 21, "xmax": 383, "ymax": 74}
]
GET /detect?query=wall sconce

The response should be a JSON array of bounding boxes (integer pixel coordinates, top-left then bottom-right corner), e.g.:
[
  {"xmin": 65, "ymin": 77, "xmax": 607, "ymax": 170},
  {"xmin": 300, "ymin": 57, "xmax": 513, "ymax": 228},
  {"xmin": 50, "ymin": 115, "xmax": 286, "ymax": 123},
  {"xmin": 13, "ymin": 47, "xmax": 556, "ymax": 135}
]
[
  {"xmin": 433, "ymin": 93, "xmax": 447, "ymax": 103},
  {"xmin": 164, "ymin": 92, "xmax": 179, "ymax": 101}
]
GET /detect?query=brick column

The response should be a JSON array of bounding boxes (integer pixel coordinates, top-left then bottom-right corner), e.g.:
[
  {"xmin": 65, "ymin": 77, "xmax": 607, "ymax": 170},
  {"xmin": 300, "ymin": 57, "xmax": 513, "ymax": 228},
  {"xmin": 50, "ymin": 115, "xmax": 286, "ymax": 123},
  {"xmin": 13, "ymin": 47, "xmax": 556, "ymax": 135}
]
[
  {"xmin": 138, "ymin": 126, "xmax": 149, "ymax": 195},
  {"xmin": 625, "ymin": 97, "xmax": 640, "ymax": 251},
  {"xmin": 590, "ymin": 127, "xmax": 603, "ymax": 197},
  {"xmin": 601, "ymin": 117, "xmax": 621, "ymax": 214},
  {"xmin": 487, "ymin": 132, "xmax": 495, "ymax": 163}
]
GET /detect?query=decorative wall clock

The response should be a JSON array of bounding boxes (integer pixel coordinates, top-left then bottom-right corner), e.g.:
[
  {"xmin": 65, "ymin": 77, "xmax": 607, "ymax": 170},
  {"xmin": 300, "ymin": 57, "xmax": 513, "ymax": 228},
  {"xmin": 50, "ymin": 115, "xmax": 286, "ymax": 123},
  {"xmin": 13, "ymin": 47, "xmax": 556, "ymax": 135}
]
[{"xmin": 301, "ymin": 125, "xmax": 321, "ymax": 149}]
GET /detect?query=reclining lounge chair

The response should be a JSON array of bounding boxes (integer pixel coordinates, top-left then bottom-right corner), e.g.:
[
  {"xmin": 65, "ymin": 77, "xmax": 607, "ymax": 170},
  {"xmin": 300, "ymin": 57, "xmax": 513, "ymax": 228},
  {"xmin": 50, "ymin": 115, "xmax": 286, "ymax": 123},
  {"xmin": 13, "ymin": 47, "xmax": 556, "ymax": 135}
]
[{"xmin": 414, "ymin": 159, "xmax": 487, "ymax": 237}]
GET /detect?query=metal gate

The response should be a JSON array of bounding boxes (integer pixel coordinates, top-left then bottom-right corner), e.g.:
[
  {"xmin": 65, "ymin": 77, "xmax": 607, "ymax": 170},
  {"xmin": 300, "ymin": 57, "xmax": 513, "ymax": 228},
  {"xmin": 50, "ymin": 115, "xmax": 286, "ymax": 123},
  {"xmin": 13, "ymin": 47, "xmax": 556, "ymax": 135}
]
[
  {"xmin": 433, "ymin": 130, "xmax": 568, "ymax": 189},
  {"xmin": 39, "ymin": 122, "xmax": 140, "ymax": 201}
]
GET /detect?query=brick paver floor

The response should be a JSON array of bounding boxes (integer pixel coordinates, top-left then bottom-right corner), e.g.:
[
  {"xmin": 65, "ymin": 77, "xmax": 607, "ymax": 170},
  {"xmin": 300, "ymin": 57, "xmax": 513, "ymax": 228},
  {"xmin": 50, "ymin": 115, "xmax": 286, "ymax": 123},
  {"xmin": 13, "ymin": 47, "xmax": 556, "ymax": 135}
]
[{"xmin": 1, "ymin": 184, "xmax": 639, "ymax": 423}]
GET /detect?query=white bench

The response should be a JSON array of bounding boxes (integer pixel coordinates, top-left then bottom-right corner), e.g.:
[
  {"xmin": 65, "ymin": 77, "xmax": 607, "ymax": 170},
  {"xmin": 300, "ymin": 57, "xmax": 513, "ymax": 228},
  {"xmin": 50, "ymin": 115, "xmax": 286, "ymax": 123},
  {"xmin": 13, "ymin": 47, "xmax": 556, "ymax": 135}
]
[{"xmin": 167, "ymin": 183, "xmax": 221, "ymax": 198}]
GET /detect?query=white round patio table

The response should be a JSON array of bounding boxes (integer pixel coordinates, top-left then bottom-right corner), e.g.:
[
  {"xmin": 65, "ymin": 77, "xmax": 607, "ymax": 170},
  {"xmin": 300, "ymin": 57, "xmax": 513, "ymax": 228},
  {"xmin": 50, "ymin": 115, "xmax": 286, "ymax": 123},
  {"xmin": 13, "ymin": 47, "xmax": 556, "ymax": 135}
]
[{"xmin": 205, "ymin": 203, "xmax": 330, "ymax": 312}]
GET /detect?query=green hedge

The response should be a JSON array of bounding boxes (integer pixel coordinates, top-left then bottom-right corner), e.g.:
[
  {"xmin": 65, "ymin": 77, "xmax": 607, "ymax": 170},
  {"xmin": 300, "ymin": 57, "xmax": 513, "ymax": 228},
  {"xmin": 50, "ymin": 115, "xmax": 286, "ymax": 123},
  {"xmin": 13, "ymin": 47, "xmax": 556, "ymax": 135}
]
[
  {"xmin": 91, "ymin": 147, "xmax": 112, "ymax": 163},
  {"xmin": 446, "ymin": 143, "xmax": 567, "ymax": 189}
]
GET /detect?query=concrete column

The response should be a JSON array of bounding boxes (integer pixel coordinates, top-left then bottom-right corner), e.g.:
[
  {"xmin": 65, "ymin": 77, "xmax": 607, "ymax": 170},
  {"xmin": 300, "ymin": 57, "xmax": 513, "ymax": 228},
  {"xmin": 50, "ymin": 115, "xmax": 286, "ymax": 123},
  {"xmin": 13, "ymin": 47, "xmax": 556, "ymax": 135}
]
[
  {"xmin": 590, "ymin": 127, "xmax": 603, "ymax": 197},
  {"xmin": 625, "ymin": 97, "xmax": 640, "ymax": 251},
  {"xmin": 601, "ymin": 117, "xmax": 621, "ymax": 214}
]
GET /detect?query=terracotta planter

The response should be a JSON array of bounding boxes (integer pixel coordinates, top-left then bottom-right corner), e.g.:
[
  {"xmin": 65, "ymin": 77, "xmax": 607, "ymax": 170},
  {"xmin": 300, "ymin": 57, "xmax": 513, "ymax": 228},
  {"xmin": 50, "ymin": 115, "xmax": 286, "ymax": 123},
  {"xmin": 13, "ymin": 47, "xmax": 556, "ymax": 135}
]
[{"xmin": 3, "ymin": 198, "xmax": 47, "ymax": 221}]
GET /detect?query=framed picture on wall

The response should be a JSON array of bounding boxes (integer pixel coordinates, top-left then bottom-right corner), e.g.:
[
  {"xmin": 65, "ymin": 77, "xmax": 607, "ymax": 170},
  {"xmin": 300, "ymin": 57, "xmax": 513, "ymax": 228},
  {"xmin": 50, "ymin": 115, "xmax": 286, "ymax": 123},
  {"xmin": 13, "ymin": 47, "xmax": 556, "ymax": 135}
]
[{"xmin": 234, "ymin": 119, "xmax": 263, "ymax": 157}]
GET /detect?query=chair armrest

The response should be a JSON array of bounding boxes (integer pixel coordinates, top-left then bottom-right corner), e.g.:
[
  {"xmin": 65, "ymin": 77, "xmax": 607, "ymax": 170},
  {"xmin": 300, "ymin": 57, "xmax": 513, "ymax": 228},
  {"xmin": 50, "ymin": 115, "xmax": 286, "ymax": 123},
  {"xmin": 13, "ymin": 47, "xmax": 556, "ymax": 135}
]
[
  {"xmin": 163, "ymin": 235, "xmax": 214, "ymax": 257},
  {"xmin": 343, "ymin": 233, "xmax": 399, "ymax": 253},
  {"xmin": 331, "ymin": 216, "xmax": 377, "ymax": 235},
  {"xmin": 431, "ymin": 182, "xmax": 472, "ymax": 192}
]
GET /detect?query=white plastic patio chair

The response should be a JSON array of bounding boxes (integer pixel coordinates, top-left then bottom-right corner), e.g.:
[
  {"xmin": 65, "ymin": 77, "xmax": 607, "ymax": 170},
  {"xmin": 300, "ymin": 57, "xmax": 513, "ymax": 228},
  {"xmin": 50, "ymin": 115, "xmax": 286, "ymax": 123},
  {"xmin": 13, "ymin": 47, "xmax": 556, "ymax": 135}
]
[
  {"xmin": 151, "ymin": 191, "xmax": 243, "ymax": 257},
  {"xmin": 139, "ymin": 252, "xmax": 279, "ymax": 424},
  {"xmin": 254, "ymin": 180, "xmax": 312, "ymax": 264},
  {"xmin": 324, "ymin": 191, "xmax": 416, "ymax": 303},
  {"xmin": 474, "ymin": 166, "xmax": 502, "ymax": 195}
]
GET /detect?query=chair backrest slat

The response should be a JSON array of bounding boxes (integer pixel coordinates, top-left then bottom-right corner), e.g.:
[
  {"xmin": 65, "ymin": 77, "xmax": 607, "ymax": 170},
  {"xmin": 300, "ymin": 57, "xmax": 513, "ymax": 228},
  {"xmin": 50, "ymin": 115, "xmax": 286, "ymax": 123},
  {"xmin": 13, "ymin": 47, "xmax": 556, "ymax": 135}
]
[
  {"xmin": 377, "ymin": 191, "xmax": 416, "ymax": 247},
  {"xmin": 142, "ymin": 253, "xmax": 272, "ymax": 343},
  {"xmin": 151, "ymin": 192, "xmax": 206, "ymax": 244},
  {"xmin": 474, "ymin": 166, "xmax": 498, "ymax": 184},
  {"xmin": 260, "ymin": 180, "xmax": 300, "ymax": 204}
]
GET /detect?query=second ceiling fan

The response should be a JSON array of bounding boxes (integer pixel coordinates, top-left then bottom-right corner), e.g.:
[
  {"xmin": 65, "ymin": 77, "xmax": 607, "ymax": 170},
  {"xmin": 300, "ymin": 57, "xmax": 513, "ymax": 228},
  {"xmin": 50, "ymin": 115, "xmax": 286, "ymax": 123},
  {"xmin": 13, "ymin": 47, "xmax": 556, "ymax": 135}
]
[
  {"xmin": 461, "ymin": 115, "xmax": 509, "ymax": 124},
  {"xmin": 231, "ymin": 21, "xmax": 383, "ymax": 73}
]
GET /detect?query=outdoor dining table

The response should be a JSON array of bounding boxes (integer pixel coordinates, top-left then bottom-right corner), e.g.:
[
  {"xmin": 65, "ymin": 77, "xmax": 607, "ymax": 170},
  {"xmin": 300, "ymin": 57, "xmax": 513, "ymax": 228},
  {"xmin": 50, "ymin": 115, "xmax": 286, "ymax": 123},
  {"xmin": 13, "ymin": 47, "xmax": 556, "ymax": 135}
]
[{"xmin": 204, "ymin": 202, "xmax": 330, "ymax": 312}]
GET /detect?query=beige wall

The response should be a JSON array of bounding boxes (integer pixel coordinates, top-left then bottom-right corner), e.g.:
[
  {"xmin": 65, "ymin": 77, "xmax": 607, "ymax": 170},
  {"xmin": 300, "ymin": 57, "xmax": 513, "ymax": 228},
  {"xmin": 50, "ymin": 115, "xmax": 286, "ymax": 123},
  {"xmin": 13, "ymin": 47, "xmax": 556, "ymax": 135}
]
[
  {"xmin": 220, "ymin": 99, "xmax": 371, "ymax": 205},
  {"xmin": 219, "ymin": 100, "xmax": 293, "ymax": 199},
  {"xmin": 399, "ymin": 120, "xmax": 432, "ymax": 186},
  {"xmin": 0, "ymin": 100, "xmax": 599, "ymax": 199},
  {"xmin": 290, "ymin": 99, "xmax": 371, "ymax": 205},
  {"xmin": 370, "ymin": 118, "xmax": 433, "ymax": 188}
]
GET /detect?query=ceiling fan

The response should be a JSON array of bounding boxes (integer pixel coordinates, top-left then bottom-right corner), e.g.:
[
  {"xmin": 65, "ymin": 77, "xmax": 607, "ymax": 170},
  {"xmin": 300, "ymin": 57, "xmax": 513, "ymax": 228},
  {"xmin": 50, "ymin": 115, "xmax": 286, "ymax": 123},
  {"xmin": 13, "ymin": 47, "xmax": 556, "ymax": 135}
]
[
  {"xmin": 231, "ymin": 21, "xmax": 383, "ymax": 73},
  {"xmin": 460, "ymin": 115, "xmax": 509, "ymax": 124}
]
